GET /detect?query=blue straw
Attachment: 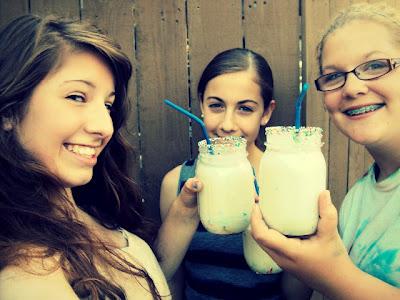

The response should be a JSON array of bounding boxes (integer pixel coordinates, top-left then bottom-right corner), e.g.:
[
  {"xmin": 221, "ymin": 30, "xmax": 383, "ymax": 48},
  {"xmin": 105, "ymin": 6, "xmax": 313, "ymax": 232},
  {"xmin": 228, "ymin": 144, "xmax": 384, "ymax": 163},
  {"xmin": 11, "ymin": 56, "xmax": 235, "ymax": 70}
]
[
  {"xmin": 252, "ymin": 168, "xmax": 260, "ymax": 196},
  {"xmin": 295, "ymin": 83, "xmax": 309, "ymax": 130},
  {"xmin": 164, "ymin": 99, "xmax": 213, "ymax": 150}
]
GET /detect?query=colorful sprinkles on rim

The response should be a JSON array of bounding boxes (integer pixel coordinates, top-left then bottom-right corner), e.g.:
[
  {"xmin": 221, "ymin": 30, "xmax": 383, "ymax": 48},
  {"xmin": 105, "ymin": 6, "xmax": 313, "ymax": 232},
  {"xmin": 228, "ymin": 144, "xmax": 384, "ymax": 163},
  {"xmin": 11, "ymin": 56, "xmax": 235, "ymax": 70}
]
[
  {"xmin": 198, "ymin": 136, "xmax": 247, "ymax": 155},
  {"xmin": 265, "ymin": 126, "xmax": 323, "ymax": 149}
]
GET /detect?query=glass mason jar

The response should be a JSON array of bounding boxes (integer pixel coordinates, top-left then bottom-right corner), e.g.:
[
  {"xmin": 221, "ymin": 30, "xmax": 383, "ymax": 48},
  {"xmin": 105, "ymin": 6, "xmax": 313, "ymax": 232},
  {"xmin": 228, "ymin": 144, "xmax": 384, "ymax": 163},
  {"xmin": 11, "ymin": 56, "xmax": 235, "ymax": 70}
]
[
  {"xmin": 258, "ymin": 126, "xmax": 326, "ymax": 236},
  {"xmin": 243, "ymin": 225, "xmax": 282, "ymax": 274},
  {"xmin": 196, "ymin": 136, "xmax": 255, "ymax": 234}
]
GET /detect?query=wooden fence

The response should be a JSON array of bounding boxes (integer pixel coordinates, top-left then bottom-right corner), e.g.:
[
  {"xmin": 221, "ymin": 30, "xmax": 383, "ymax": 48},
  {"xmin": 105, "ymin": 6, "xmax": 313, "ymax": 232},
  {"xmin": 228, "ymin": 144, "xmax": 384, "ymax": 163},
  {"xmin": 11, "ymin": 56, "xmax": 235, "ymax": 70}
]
[{"xmin": 2, "ymin": 0, "xmax": 395, "ymax": 224}]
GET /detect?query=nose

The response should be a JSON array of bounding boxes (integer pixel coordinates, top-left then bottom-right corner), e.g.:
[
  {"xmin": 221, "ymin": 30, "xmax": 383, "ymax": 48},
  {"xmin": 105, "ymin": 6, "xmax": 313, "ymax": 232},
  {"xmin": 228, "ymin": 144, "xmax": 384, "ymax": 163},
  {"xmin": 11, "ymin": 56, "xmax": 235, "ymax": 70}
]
[
  {"xmin": 341, "ymin": 72, "xmax": 368, "ymax": 99},
  {"xmin": 84, "ymin": 103, "xmax": 114, "ymax": 139},
  {"xmin": 220, "ymin": 110, "xmax": 237, "ymax": 134}
]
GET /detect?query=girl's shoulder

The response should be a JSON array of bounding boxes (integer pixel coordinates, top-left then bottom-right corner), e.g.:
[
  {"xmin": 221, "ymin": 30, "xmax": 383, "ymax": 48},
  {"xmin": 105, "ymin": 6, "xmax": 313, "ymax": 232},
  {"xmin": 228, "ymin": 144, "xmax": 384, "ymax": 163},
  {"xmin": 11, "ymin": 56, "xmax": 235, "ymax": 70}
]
[
  {"xmin": 0, "ymin": 253, "xmax": 78, "ymax": 300},
  {"xmin": 161, "ymin": 160, "xmax": 196, "ymax": 189},
  {"xmin": 160, "ymin": 164, "xmax": 182, "ymax": 220},
  {"xmin": 161, "ymin": 164, "xmax": 182, "ymax": 190},
  {"xmin": 160, "ymin": 160, "xmax": 196, "ymax": 220}
]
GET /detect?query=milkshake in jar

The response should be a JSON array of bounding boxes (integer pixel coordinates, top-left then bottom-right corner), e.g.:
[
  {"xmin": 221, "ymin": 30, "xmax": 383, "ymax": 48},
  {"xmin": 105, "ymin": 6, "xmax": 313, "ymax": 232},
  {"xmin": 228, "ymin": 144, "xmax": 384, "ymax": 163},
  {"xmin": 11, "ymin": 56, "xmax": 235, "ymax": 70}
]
[
  {"xmin": 196, "ymin": 136, "xmax": 255, "ymax": 234},
  {"xmin": 258, "ymin": 126, "xmax": 326, "ymax": 236},
  {"xmin": 243, "ymin": 225, "xmax": 281, "ymax": 274}
]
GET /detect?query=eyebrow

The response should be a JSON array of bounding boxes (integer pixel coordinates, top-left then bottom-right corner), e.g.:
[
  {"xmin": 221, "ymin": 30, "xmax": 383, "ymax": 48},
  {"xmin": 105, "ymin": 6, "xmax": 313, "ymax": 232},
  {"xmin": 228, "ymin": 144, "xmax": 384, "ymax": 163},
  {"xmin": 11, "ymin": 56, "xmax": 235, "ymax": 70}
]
[
  {"xmin": 62, "ymin": 79, "xmax": 95, "ymax": 87},
  {"xmin": 322, "ymin": 51, "xmax": 387, "ymax": 73},
  {"xmin": 206, "ymin": 96, "xmax": 259, "ymax": 105},
  {"xmin": 61, "ymin": 80, "xmax": 115, "ymax": 97}
]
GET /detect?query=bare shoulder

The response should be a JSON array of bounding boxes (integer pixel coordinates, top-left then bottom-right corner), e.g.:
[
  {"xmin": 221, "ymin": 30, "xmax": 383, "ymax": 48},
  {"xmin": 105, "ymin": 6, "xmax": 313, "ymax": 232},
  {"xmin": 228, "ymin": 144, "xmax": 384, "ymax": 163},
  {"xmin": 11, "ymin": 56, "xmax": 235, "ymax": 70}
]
[
  {"xmin": 160, "ymin": 165, "xmax": 182, "ymax": 220},
  {"xmin": 0, "ymin": 256, "xmax": 79, "ymax": 300}
]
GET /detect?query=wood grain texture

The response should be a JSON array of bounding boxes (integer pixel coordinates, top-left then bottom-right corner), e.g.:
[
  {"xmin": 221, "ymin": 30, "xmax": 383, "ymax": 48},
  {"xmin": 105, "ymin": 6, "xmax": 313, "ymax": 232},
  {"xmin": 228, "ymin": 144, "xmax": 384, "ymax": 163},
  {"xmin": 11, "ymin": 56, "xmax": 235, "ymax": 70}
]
[
  {"xmin": 0, "ymin": 0, "xmax": 28, "ymax": 27},
  {"xmin": 244, "ymin": 0, "xmax": 300, "ymax": 127},
  {"xmin": 133, "ymin": 0, "xmax": 190, "ymax": 219},
  {"xmin": 30, "ymin": 0, "xmax": 80, "ymax": 19}
]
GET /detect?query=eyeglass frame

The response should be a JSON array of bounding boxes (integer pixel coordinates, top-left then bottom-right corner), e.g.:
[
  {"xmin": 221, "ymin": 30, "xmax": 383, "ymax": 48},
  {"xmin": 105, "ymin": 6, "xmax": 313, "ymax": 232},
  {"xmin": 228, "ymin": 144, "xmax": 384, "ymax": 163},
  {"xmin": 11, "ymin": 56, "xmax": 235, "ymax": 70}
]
[{"xmin": 314, "ymin": 58, "xmax": 400, "ymax": 92}]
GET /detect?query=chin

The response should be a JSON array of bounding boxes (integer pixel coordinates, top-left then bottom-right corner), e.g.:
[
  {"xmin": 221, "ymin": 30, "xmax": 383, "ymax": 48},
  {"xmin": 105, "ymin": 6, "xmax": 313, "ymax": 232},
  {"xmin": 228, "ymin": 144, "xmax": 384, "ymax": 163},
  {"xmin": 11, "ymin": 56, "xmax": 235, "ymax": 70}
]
[{"xmin": 61, "ymin": 173, "xmax": 94, "ymax": 188}]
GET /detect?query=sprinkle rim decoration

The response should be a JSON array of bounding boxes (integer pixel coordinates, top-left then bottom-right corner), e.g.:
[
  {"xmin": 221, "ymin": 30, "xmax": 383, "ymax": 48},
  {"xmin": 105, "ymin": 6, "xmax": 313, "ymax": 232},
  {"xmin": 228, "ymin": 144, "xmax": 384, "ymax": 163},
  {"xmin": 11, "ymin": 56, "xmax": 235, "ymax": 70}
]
[
  {"xmin": 198, "ymin": 136, "xmax": 247, "ymax": 155},
  {"xmin": 265, "ymin": 126, "xmax": 323, "ymax": 149}
]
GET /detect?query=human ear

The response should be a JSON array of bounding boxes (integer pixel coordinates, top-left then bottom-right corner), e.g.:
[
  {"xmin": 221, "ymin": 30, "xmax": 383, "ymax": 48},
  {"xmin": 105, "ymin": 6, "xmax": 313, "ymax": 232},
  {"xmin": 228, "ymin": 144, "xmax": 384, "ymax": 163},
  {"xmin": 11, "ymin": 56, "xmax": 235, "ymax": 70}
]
[{"xmin": 261, "ymin": 100, "xmax": 276, "ymax": 126}]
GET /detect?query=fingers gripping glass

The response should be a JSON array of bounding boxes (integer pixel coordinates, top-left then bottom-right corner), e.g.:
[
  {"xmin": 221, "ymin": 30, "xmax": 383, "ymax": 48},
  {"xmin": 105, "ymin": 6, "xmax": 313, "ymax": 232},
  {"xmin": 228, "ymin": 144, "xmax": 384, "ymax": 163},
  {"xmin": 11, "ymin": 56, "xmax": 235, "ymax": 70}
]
[{"xmin": 315, "ymin": 58, "xmax": 400, "ymax": 92}]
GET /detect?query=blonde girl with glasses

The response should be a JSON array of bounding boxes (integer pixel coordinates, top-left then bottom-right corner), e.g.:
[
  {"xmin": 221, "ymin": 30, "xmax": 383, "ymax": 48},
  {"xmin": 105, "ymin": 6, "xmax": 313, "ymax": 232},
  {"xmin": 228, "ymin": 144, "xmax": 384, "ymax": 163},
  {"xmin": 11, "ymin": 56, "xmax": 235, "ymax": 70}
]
[{"xmin": 251, "ymin": 2, "xmax": 400, "ymax": 299}]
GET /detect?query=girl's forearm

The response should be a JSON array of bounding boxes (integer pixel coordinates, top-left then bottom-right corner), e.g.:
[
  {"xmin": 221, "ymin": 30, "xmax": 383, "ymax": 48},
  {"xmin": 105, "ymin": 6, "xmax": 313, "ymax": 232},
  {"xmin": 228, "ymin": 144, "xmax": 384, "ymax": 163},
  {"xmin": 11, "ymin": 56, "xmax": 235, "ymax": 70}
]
[{"xmin": 155, "ymin": 198, "xmax": 199, "ymax": 279}]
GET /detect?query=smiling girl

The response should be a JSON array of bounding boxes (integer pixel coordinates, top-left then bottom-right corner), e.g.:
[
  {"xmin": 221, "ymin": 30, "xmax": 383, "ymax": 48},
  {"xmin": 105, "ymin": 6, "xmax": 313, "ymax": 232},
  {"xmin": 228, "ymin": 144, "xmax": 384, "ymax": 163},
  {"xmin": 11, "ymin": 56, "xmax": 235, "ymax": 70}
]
[
  {"xmin": 0, "ymin": 15, "xmax": 170, "ymax": 300},
  {"xmin": 156, "ymin": 48, "xmax": 283, "ymax": 299},
  {"xmin": 251, "ymin": 2, "xmax": 400, "ymax": 299}
]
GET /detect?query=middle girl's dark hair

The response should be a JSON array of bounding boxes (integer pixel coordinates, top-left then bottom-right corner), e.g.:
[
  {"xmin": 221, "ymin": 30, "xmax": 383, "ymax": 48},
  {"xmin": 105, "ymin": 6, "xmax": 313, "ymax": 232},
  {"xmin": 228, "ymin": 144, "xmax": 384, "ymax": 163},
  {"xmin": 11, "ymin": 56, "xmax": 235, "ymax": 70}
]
[{"xmin": 197, "ymin": 48, "xmax": 274, "ymax": 109}]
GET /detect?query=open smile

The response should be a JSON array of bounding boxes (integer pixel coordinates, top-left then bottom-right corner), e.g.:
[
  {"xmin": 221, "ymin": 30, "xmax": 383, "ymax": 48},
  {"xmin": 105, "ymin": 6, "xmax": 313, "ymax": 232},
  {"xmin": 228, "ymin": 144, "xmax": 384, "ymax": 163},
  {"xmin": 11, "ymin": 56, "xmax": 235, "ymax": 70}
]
[
  {"xmin": 63, "ymin": 143, "xmax": 98, "ymax": 165},
  {"xmin": 344, "ymin": 104, "xmax": 385, "ymax": 116}
]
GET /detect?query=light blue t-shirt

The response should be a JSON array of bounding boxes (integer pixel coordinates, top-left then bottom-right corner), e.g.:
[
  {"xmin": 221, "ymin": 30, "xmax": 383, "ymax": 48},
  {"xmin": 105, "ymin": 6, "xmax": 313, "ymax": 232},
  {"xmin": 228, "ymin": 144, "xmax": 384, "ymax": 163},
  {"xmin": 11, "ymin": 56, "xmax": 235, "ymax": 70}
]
[{"xmin": 339, "ymin": 164, "xmax": 400, "ymax": 287}]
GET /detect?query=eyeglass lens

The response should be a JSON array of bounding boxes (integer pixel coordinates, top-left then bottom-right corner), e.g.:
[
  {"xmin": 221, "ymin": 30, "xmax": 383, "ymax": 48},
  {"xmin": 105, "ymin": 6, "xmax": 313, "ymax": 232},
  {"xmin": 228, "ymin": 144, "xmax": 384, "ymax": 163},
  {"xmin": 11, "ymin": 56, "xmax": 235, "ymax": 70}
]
[{"xmin": 316, "ymin": 59, "xmax": 393, "ymax": 91}]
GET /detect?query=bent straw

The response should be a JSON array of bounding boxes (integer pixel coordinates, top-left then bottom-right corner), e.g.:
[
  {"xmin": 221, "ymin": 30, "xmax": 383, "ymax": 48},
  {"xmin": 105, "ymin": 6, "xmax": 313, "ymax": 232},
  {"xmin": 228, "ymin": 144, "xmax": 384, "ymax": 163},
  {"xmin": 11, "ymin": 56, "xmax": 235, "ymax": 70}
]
[
  {"xmin": 295, "ymin": 83, "xmax": 309, "ymax": 131},
  {"xmin": 163, "ymin": 99, "xmax": 213, "ymax": 152}
]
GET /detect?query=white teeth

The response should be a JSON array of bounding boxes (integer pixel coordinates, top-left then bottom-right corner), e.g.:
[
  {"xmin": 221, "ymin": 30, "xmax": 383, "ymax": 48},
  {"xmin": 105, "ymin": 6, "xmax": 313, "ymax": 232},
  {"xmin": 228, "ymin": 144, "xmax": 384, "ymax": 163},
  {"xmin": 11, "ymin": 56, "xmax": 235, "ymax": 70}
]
[
  {"xmin": 65, "ymin": 144, "xmax": 96, "ymax": 157},
  {"xmin": 345, "ymin": 104, "xmax": 384, "ymax": 116}
]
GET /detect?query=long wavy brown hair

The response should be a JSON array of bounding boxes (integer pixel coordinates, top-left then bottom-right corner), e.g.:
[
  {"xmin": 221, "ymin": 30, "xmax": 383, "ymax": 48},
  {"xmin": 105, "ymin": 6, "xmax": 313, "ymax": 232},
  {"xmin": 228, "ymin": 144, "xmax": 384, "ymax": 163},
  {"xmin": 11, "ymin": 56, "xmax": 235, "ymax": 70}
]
[{"xmin": 0, "ymin": 15, "xmax": 161, "ymax": 300}]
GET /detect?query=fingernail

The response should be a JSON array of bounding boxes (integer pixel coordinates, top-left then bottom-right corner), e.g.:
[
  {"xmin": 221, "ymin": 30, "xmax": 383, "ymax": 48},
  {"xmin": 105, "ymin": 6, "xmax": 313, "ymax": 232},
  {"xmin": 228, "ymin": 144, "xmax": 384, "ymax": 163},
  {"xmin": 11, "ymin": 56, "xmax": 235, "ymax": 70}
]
[{"xmin": 192, "ymin": 182, "xmax": 198, "ymax": 190}]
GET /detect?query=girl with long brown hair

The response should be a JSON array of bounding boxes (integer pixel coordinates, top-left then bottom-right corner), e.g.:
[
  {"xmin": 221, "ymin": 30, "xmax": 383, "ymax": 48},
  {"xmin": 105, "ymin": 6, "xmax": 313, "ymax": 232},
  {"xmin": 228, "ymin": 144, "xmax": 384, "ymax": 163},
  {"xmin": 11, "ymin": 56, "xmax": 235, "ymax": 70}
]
[{"xmin": 0, "ymin": 14, "xmax": 170, "ymax": 300}]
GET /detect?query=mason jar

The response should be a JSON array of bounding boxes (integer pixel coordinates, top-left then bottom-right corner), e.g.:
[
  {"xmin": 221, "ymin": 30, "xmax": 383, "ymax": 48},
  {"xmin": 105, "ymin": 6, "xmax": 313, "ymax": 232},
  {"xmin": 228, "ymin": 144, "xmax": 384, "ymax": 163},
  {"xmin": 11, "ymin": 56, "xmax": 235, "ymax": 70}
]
[
  {"xmin": 196, "ymin": 136, "xmax": 255, "ymax": 234},
  {"xmin": 243, "ymin": 225, "xmax": 282, "ymax": 274},
  {"xmin": 258, "ymin": 126, "xmax": 326, "ymax": 236}
]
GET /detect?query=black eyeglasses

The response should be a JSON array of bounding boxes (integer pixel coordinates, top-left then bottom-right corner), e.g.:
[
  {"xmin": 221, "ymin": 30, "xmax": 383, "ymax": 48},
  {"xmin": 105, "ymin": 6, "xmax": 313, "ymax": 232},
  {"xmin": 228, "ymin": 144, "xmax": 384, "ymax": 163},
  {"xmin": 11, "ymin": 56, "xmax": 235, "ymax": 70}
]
[{"xmin": 315, "ymin": 58, "xmax": 400, "ymax": 92}]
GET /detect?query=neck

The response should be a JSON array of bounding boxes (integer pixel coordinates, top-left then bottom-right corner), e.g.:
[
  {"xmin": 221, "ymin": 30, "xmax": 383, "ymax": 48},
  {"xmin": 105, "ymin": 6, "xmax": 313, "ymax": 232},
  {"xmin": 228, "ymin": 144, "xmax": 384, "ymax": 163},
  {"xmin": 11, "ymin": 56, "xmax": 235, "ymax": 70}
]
[{"xmin": 367, "ymin": 145, "xmax": 400, "ymax": 181}]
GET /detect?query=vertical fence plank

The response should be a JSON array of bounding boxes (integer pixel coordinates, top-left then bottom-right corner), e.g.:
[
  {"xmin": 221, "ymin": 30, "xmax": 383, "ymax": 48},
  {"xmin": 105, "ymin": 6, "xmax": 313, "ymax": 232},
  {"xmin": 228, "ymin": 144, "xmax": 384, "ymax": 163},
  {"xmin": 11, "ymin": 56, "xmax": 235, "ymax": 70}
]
[
  {"xmin": 302, "ymin": 0, "xmax": 330, "ymax": 157},
  {"xmin": 187, "ymin": 0, "xmax": 242, "ymax": 152},
  {"xmin": 134, "ymin": 0, "xmax": 190, "ymax": 220},
  {"xmin": 244, "ymin": 0, "xmax": 299, "ymax": 129},
  {"xmin": 30, "ymin": 0, "xmax": 80, "ymax": 19},
  {"xmin": 80, "ymin": 0, "xmax": 140, "ymax": 185},
  {"xmin": 0, "ymin": 0, "xmax": 29, "ymax": 27}
]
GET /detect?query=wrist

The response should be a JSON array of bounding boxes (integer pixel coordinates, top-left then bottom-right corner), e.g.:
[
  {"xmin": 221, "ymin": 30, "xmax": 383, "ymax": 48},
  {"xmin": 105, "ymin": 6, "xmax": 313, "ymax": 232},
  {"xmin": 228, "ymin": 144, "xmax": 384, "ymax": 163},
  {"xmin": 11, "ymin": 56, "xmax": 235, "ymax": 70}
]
[{"xmin": 314, "ymin": 253, "xmax": 358, "ymax": 298}]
